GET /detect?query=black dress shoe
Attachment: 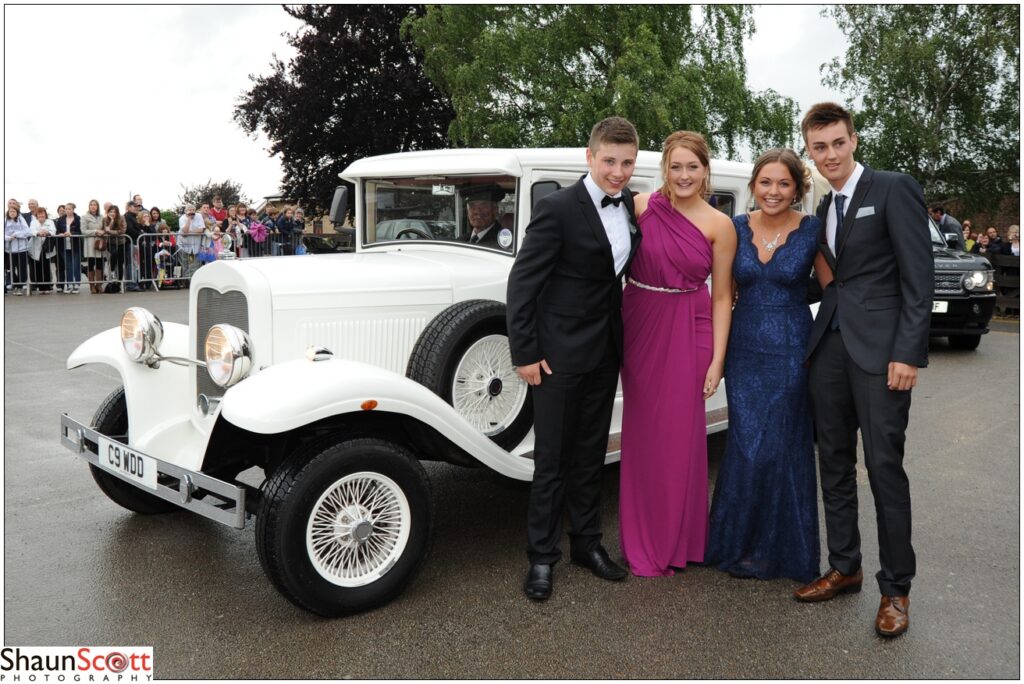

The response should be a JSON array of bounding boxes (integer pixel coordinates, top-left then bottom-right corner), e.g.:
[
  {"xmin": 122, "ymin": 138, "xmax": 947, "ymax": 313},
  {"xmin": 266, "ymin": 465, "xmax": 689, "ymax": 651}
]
[
  {"xmin": 570, "ymin": 546, "xmax": 628, "ymax": 581},
  {"xmin": 524, "ymin": 563, "xmax": 553, "ymax": 600}
]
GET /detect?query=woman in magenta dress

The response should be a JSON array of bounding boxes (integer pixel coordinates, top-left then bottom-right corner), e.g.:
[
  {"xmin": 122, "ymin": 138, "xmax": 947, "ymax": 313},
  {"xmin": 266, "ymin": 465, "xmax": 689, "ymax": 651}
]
[{"xmin": 619, "ymin": 131, "xmax": 736, "ymax": 576}]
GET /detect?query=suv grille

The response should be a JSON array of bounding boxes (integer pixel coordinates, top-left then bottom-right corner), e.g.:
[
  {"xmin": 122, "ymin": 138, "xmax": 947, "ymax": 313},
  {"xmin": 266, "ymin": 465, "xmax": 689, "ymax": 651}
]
[
  {"xmin": 934, "ymin": 271, "xmax": 965, "ymax": 295},
  {"xmin": 196, "ymin": 288, "xmax": 249, "ymax": 401}
]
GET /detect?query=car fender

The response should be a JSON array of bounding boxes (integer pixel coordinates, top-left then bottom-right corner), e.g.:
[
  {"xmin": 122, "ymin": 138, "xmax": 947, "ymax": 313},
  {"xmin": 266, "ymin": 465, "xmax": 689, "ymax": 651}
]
[
  {"xmin": 220, "ymin": 357, "xmax": 536, "ymax": 480},
  {"xmin": 66, "ymin": 323, "xmax": 206, "ymax": 469}
]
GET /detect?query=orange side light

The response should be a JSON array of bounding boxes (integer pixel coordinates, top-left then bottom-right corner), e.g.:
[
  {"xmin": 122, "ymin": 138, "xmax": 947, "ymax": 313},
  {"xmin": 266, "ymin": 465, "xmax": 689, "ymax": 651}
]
[{"xmin": 361, "ymin": 400, "xmax": 378, "ymax": 411}]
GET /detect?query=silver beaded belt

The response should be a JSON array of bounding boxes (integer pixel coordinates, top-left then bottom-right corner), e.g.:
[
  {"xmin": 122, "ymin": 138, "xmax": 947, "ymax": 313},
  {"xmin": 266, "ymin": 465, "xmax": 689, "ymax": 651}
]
[{"xmin": 627, "ymin": 277, "xmax": 701, "ymax": 294}]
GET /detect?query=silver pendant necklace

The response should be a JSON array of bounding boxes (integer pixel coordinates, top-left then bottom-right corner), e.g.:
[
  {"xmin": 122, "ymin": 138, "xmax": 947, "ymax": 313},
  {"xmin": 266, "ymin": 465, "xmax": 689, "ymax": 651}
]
[{"xmin": 761, "ymin": 232, "xmax": 782, "ymax": 252}]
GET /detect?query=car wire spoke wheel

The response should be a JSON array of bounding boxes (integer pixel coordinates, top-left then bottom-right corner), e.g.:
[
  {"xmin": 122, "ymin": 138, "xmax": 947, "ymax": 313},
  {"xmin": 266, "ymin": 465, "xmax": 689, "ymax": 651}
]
[
  {"xmin": 451, "ymin": 334, "xmax": 528, "ymax": 436},
  {"xmin": 306, "ymin": 472, "xmax": 412, "ymax": 587}
]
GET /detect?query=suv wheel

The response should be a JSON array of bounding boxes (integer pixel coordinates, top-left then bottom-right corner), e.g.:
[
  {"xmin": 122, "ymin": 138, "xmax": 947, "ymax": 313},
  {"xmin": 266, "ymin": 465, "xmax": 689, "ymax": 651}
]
[
  {"xmin": 256, "ymin": 437, "xmax": 432, "ymax": 617},
  {"xmin": 407, "ymin": 299, "xmax": 533, "ymax": 450},
  {"xmin": 88, "ymin": 387, "xmax": 178, "ymax": 515}
]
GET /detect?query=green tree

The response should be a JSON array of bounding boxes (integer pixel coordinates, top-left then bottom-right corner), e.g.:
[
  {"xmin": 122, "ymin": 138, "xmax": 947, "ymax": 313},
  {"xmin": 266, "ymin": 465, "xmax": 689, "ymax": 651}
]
[
  {"xmin": 235, "ymin": 5, "xmax": 454, "ymax": 212},
  {"xmin": 822, "ymin": 4, "xmax": 1019, "ymax": 212},
  {"xmin": 405, "ymin": 5, "xmax": 798, "ymax": 157},
  {"xmin": 177, "ymin": 179, "xmax": 250, "ymax": 211}
]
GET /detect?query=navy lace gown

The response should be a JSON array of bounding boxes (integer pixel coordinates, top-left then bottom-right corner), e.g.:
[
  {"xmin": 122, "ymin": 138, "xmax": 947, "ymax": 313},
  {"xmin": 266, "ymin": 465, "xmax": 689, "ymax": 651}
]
[{"xmin": 705, "ymin": 214, "xmax": 821, "ymax": 583}]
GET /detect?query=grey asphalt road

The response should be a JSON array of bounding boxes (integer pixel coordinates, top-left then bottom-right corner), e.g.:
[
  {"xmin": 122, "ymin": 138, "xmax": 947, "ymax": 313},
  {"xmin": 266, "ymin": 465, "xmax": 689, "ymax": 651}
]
[{"xmin": 3, "ymin": 289, "xmax": 1019, "ymax": 679}]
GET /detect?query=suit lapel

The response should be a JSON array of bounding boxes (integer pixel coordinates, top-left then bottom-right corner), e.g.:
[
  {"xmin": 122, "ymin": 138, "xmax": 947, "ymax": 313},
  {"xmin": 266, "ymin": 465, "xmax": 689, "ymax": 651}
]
[
  {"xmin": 836, "ymin": 166, "xmax": 874, "ymax": 261},
  {"xmin": 816, "ymin": 192, "xmax": 836, "ymax": 272},
  {"xmin": 574, "ymin": 177, "xmax": 615, "ymax": 273}
]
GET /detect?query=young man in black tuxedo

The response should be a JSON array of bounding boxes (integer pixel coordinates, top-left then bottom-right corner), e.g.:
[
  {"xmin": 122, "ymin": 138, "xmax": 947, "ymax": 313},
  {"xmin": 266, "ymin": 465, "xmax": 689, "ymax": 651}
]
[
  {"xmin": 506, "ymin": 117, "xmax": 642, "ymax": 601},
  {"xmin": 796, "ymin": 102, "xmax": 933, "ymax": 638}
]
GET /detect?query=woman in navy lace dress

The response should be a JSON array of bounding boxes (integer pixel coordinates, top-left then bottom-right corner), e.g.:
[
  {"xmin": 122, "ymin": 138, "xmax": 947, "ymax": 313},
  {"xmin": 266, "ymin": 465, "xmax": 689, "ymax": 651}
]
[{"xmin": 706, "ymin": 149, "xmax": 829, "ymax": 583}]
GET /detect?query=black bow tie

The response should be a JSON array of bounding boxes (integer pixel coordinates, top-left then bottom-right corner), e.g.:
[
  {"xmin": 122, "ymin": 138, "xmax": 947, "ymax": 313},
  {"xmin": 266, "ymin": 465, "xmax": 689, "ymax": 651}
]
[{"xmin": 601, "ymin": 194, "xmax": 624, "ymax": 208}]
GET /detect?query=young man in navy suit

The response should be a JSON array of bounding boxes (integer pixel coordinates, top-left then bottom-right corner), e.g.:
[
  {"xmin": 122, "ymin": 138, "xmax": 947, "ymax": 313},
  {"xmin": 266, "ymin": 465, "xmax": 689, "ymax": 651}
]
[
  {"xmin": 796, "ymin": 102, "xmax": 933, "ymax": 638},
  {"xmin": 506, "ymin": 117, "xmax": 642, "ymax": 601}
]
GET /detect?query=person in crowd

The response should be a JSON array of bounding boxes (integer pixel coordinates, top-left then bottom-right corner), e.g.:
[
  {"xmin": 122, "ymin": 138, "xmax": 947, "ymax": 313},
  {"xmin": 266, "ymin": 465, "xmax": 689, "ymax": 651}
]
[
  {"xmin": 506, "ymin": 117, "xmax": 643, "ymax": 601},
  {"xmin": 705, "ymin": 149, "xmax": 824, "ymax": 583},
  {"xmin": 210, "ymin": 195, "xmax": 228, "ymax": 223},
  {"xmin": 1001, "ymin": 225, "xmax": 1020, "ymax": 256},
  {"xmin": 102, "ymin": 204, "xmax": 128, "ymax": 291},
  {"xmin": 462, "ymin": 186, "xmax": 509, "ymax": 249},
  {"xmin": 972, "ymin": 233, "xmax": 1000, "ymax": 257},
  {"xmin": 178, "ymin": 203, "xmax": 205, "ymax": 256},
  {"xmin": 136, "ymin": 209, "xmax": 156, "ymax": 290},
  {"xmin": 986, "ymin": 226, "xmax": 1004, "ymax": 249},
  {"xmin": 54, "ymin": 201, "xmax": 82, "ymax": 293},
  {"xmin": 293, "ymin": 207, "xmax": 306, "ymax": 233},
  {"xmin": 133, "ymin": 194, "xmax": 146, "ymax": 213},
  {"xmin": 961, "ymin": 220, "xmax": 975, "ymax": 249},
  {"xmin": 122, "ymin": 201, "xmax": 141, "ymax": 292},
  {"xmin": 81, "ymin": 199, "xmax": 106, "ymax": 293},
  {"xmin": 22, "ymin": 198, "xmax": 37, "ymax": 228},
  {"xmin": 618, "ymin": 131, "xmax": 735, "ymax": 578},
  {"xmin": 154, "ymin": 220, "xmax": 177, "ymax": 285},
  {"xmin": 5, "ymin": 205, "xmax": 32, "ymax": 294},
  {"xmin": 929, "ymin": 204, "xmax": 963, "ymax": 249},
  {"xmin": 275, "ymin": 205, "xmax": 300, "ymax": 255},
  {"xmin": 797, "ymin": 102, "xmax": 932, "ymax": 639},
  {"xmin": 235, "ymin": 204, "xmax": 252, "ymax": 258},
  {"xmin": 28, "ymin": 206, "xmax": 56, "ymax": 294},
  {"xmin": 261, "ymin": 206, "xmax": 281, "ymax": 257},
  {"xmin": 962, "ymin": 224, "xmax": 975, "ymax": 252}
]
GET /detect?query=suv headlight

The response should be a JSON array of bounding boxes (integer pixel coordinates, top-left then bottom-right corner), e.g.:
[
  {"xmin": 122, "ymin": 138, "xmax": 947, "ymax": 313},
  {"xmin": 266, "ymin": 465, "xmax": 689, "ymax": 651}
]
[
  {"xmin": 962, "ymin": 270, "xmax": 994, "ymax": 291},
  {"xmin": 204, "ymin": 324, "xmax": 253, "ymax": 388},
  {"xmin": 120, "ymin": 307, "xmax": 163, "ymax": 363}
]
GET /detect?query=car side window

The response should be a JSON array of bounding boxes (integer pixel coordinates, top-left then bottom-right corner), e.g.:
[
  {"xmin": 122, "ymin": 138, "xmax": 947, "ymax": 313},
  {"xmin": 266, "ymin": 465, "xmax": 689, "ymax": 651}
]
[
  {"xmin": 710, "ymin": 192, "xmax": 736, "ymax": 217},
  {"xmin": 531, "ymin": 181, "xmax": 560, "ymax": 210}
]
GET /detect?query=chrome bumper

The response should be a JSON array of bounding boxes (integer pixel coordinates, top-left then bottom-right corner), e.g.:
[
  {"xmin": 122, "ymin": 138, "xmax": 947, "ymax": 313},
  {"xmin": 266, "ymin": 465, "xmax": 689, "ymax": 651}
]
[{"xmin": 59, "ymin": 413, "xmax": 247, "ymax": 529}]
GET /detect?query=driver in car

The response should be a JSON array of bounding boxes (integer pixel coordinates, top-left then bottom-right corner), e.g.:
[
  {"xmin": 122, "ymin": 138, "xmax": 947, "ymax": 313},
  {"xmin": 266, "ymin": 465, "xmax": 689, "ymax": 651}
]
[{"xmin": 463, "ymin": 185, "xmax": 511, "ymax": 250}]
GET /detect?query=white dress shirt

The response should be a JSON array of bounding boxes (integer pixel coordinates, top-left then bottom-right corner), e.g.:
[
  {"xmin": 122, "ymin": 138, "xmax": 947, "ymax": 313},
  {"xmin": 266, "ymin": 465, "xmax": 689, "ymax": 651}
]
[
  {"xmin": 583, "ymin": 173, "xmax": 631, "ymax": 275},
  {"xmin": 825, "ymin": 162, "xmax": 865, "ymax": 256}
]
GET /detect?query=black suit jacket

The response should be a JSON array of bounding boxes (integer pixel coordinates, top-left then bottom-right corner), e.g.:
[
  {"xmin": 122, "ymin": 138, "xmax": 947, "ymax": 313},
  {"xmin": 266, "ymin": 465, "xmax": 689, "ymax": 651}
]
[
  {"xmin": 507, "ymin": 176, "xmax": 641, "ymax": 374},
  {"xmin": 807, "ymin": 165, "xmax": 933, "ymax": 374}
]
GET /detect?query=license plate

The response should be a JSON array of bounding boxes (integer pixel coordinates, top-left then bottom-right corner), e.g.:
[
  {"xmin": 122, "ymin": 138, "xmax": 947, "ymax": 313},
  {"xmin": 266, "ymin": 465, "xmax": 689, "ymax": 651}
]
[
  {"xmin": 933, "ymin": 301, "xmax": 949, "ymax": 313},
  {"xmin": 96, "ymin": 436, "xmax": 159, "ymax": 491}
]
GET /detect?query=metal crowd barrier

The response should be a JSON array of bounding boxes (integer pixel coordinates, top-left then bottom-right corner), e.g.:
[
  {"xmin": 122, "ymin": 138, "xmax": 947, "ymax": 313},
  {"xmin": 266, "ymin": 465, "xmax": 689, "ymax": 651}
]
[{"xmin": 5, "ymin": 230, "xmax": 346, "ymax": 296}]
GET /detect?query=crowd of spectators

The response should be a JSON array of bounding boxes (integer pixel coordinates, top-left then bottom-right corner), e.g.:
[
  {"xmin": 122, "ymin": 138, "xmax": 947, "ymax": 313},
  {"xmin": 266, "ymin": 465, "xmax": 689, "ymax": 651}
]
[
  {"xmin": 930, "ymin": 204, "xmax": 1019, "ymax": 258},
  {"xmin": 4, "ymin": 195, "xmax": 308, "ymax": 295}
]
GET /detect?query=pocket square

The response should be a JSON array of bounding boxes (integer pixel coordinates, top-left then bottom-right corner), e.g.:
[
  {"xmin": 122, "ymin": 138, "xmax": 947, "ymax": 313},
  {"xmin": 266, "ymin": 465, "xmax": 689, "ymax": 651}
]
[{"xmin": 856, "ymin": 206, "xmax": 875, "ymax": 218}]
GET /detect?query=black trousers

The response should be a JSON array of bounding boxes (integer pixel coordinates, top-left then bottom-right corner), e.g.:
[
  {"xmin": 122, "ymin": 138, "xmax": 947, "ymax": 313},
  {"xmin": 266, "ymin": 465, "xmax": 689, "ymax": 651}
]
[
  {"xmin": 809, "ymin": 329, "xmax": 915, "ymax": 596},
  {"xmin": 526, "ymin": 338, "xmax": 619, "ymax": 565}
]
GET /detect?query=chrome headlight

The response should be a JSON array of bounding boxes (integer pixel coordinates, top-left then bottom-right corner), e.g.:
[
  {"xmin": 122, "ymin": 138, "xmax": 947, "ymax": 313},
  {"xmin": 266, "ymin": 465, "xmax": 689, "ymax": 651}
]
[
  {"xmin": 962, "ymin": 270, "xmax": 992, "ymax": 291},
  {"xmin": 120, "ymin": 307, "xmax": 163, "ymax": 363},
  {"xmin": 204, "ymin": 324, "xmax": 253, "ymax": 388}
]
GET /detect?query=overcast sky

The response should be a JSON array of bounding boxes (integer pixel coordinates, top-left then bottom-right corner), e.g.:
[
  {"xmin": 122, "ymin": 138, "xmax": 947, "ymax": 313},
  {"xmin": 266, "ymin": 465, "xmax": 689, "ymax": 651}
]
[{"xmin": 3, "ymin": 5, "xmax": 848, "ymax": 215}]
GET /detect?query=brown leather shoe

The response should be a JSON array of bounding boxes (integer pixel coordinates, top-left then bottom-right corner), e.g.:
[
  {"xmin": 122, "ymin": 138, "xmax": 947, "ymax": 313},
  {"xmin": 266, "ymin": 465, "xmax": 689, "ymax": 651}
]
[
  {"xmin": 793, "ymin": 567, "xmax": 864, "ymax": 602},
  {"xmin": 875, "ymin": 595, "xmax": 910, "ymax": 637}
]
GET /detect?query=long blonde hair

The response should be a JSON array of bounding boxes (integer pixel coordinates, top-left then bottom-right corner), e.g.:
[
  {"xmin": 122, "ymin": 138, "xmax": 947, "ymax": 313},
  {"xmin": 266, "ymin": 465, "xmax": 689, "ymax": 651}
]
[{"xmin": 659, "ymin": 131, "xmax": 712, "ymax": 201}]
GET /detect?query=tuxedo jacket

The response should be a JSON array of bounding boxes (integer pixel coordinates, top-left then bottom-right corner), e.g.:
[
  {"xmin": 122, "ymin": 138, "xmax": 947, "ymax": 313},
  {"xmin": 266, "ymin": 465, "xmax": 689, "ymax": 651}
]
[
  {"xmin": 807, "ymin": 165, "xmax": 933, "ymax": 374},
  {"xmin": 507, "ymin": 176, "xmax": 641, "ymax": 374}
]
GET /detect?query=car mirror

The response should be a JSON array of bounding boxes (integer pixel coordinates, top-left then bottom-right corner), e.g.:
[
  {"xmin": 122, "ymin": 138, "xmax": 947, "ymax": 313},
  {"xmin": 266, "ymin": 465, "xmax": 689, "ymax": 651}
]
[
  {"xmin": 946, "ymin": 234, "xmax": 960, "ymax": 249},
  {"xmin": 330, "ymin": 186, "xmax": 349, "ymax": 226}
]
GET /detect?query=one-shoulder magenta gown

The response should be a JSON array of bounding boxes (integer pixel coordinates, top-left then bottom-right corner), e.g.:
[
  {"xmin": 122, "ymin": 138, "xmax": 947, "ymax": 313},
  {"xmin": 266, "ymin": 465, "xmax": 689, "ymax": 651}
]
[{"xmin": 619, "ymin": 191, "xmax": 713, "ymax": 577}]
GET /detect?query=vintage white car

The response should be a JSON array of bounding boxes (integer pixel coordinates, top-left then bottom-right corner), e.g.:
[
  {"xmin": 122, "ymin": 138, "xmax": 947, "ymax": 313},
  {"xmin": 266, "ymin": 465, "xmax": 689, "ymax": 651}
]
[{"xmin": 60, "ymin": 148, "xmax": 755, "ymax": 616}]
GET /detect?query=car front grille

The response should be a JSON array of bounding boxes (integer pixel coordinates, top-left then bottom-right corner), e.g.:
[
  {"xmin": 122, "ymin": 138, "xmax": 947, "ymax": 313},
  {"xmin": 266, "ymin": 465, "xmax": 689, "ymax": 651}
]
[
  {"xmin": 934, "ymin": 271, "xmax": 965, "ymax": 295},
  {"xmin": 196, "ymin": 288, "xmax": 250, "ymax": 401}
]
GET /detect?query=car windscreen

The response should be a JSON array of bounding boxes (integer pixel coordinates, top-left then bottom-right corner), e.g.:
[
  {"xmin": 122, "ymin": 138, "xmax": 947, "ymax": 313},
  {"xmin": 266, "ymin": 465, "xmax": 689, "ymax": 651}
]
[
  {"xmin": 363, "ymin": 175, "xmax": 518, "ymax": 252},
  {"xmin": 928, "ymin": 217, "xmax": 947, "ymax": 245}
]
